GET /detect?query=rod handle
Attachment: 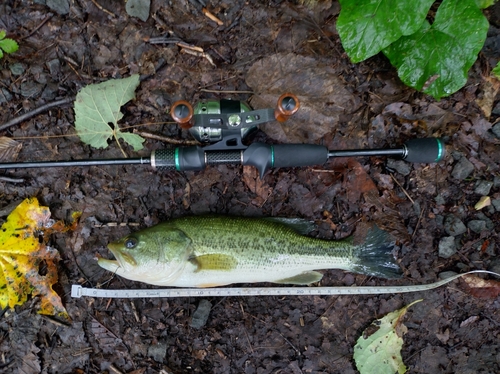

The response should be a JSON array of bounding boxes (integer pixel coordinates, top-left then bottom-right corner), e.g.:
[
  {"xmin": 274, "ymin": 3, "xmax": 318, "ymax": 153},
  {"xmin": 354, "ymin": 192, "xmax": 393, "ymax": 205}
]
[{"xmin": 403, "ymin": 138, "xmax": 445, "ymax": 163}]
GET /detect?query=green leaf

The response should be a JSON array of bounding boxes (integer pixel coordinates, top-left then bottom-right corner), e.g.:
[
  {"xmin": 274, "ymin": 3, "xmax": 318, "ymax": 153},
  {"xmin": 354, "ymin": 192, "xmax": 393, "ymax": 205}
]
[
  {"xmin": 0, "ymin": 38, "xmax": 19, "ymax": 54},
  {"xmin": 492, "ymin": 62, "xmax": 500, "ymax": 80},
  {"xmin": 383, "ymin": 0, "xmax": 489, "ymax": 99},
  {"xmin": 74, "ymin": 74, "xmax": 144, "ymax": 151},
  {"xmin": 337, "ymin": 0, "xmax": 434, "ymax": 63},
  {"xmin": 354, "ymin": 299, "xmax": 422, "ymax": 374},
  {"xmin": 0, "ymin": 30, "xmax": 5, "ymax": 40},
  {"xmin": 475, "ymin": 0, "xmax": 496, "ymax": 8}
]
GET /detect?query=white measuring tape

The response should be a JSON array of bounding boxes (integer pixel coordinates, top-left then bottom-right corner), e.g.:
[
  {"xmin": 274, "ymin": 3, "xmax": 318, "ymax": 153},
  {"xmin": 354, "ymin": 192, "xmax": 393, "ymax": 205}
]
[{"xmin": 71, "ymin": 270, "xmax": 499, "ymax": 299}]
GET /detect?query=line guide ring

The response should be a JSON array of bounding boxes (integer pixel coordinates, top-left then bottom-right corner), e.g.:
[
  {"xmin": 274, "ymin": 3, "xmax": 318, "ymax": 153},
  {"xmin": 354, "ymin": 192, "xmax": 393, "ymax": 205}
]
[{"xmin": 71, "ymin": 270, "xmax": 499, "ymax": 299}]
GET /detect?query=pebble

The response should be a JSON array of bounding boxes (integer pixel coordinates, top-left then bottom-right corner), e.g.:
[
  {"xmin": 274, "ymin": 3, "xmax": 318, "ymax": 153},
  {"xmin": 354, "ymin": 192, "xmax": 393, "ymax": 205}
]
[
  {"xmin": 46, "ymin": 0, "xmax": 70, "ymax": 15},
  {"xmin": 147, "ymin": 341, "xmax": 167, "ymax": 362},
  {"xmin": 492, "ymin": 199, "xmax": 500, "ymax": 212},
  {"xmin": 387, "ymin": 159, "xmax": 411, "ymax": 176},
  {"xmin": 467, "ymin": 220, "xmax": 486, "ymax": 233},
  {"xmin": 438, "ymin": 236, "xmax": 457, "ymax": 258},
  {"xmin": 488, "ymin": 258, "xmax": 500, "ymax": 274},
  {"xmin": 494, "ymin": 175, "xmax": 500, "ymax": 188},
  {"xmin": 46, "ymin": 59, "xmax": 61, "ymax": 76},
  {"xmin": 0, "ymin": 88, "xmax": 12, "ymax": 104},
  {"xmin": 492, "ymin": 122, "xmax": 500, "ymax": 139},
  {"xmin": 438, "ymin": 270, "xmax": 458, "ymax": 279},
  {"xmin": 9, "ymin": 63, "xmax": 25, "ymax": 76},
  {"xmin": 190, "ymin": 299, "xmax": 212, "ymax": 329},
  {"xmin": 444, "ymin": 215, "xmax": 467, "ymax": 236},
  {"xmin": 451, "ymin": 157, "xmax": 474, "ymax": 180},
  {"xmin": 474, "ymin": 180, "xmax": 493, "ymax": 195}
]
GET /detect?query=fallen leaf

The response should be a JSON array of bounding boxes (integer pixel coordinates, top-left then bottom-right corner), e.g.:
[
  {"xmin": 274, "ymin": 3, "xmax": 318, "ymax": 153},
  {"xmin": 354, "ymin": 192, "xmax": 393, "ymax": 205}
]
[
  {"xmin": 354, "ymin": 299, "xmax": 422, "ymax": 374},
  {"xmin": 242, "ymin": 165, "xmax": 272, "ymax": 205},
  {"xmin": 461, "ymin": 274, "xmax": 500, "ymax": 299},
  {"xmin": 0, "ymin": 198, "xmax": 79, "ymax": 319},
  {"xmin": 474, "ymin": 195, "xmax": 491, "ymax": 210},
  {"xmin": 0, "ymin": 137, "xmax": 22, "ymax": 161},
  {"xmin": 74, "ymin": 74, "xmax": 144, "ymax": 151},
  {"xmin": 476, "ymin": 75, "xmax": 500, "ymax": 118}
]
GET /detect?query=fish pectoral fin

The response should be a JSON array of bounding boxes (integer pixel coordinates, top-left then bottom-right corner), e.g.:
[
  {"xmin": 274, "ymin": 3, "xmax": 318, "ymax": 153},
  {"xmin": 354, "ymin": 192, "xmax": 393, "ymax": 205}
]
[
  {"xmin": 274, "ymin": 271, "xmax": 323, "ymax": 285},
  {"xmin": 190, "ymin": 254, "xmax": 238, "ymax": 272}
]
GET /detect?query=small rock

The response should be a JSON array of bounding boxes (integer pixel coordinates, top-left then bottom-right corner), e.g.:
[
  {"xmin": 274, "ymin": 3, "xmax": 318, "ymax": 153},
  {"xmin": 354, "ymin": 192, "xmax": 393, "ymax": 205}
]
[
  {"xmin": 492, "ymin": 122, "xmax": 500, "ymax": 139},
  {"xmin": 474, "ymin": 180, "xmax": 493, "ymax": 195},
  {"xmin": 0, "ymin": 88, "xmax": 13, "ymax": 105},
  {"xmin": 438, "ymin": 270, "xmax": 458, "ymax": 279},
  {"xmin": 438, "ymin": 236, "xmax": 457, "ymax": 258},
  {"xmin": 9, "ymin": 63, "xmax": 25, "ymax": 76},
  {"xmin": 46, "ymin": 59, "xmax": 61, "ymax": 76},
  {"xmin": 444, "ymin": 215, "xmax": 467, "ymax": 236},
  {"xmin": 475, "ymin": 212, "xmax": 494, "ymax": 230},
  {"xmin": 435, "ymin": 194, "xmax": 446, "ymax": 206},
  {"xmin": 190, "ymin": 299, "xmax": 212, "ymax": 329},
  {"xmin": 20, "ymin": 81, "xmax": 44, "ymax": 98},
  {"xmin": 451, "ymin": 157, "xmax": 474, "ymax": 180},
  {"xmin": 488, "ymin": 258, "xmax": 500, "ymax": 274},
  {"xmin": 126, "ymin": 0, "xmax": 150, "ymax": 21},
  {"xmin": 147, "ymin": 341, "xmax": 167, "ymax": 362},
  {"xmin": 467, "ymin": 220, "xmax": 486, "ymax": 233},
  {"xmin": 494, "ymin": 175, "xmax": 500, "ymax": 188},
  {"xmin": 386, "ymin": 159, "xmax": 411, "ymax": 176},
  {"xmin": 46, "ymin": 0, "xmax": 70, "ymax": 15},
  {"xmin": 492, "ymin": 198, "xmax": 500, "ymax": 212}
]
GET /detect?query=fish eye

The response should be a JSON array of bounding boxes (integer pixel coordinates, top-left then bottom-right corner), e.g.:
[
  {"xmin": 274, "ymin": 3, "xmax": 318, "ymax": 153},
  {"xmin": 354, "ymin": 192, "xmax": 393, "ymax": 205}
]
[{"xmin": 125, "ymin": 236, "xmax": 138, "ymax": 249}]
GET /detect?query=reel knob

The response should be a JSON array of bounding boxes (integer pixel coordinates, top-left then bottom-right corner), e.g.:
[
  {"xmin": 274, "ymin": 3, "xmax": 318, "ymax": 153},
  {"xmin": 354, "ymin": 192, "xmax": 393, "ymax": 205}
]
[
  {"xmin": 275, "ymin": 93, "xmax": 300, "ymax": 122},
  {"xmin": 170, "ymin": 100, "xmax": 194, "ymax": 129}
]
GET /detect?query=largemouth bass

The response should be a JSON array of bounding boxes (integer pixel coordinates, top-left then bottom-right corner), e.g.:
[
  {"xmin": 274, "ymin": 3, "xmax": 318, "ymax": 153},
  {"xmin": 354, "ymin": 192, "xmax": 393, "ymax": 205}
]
[{"xmin": 98, "ymin": 216, "xmax": 402, "ymax": 287}]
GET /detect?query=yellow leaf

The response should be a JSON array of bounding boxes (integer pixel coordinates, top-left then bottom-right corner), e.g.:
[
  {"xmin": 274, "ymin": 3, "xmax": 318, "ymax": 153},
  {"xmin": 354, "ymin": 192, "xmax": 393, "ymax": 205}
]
[{"xmin": 0, "ymin": 198, "xmax": 78, "ymax": 320}]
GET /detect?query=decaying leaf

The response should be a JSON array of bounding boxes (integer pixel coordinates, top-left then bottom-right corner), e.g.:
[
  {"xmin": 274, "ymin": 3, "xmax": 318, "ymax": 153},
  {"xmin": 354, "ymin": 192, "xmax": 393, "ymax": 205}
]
[
  {"xmin": 0, "ymin": 137, "xmax": 22, "ymax": 161},
  {"xmin": 461, "ymin": 274, "xmax": 500, "ymax": 299},
  {"xmin": 242, "ymin": 165, "xmax": 272, "ymax": 205},
  {"xmin": 476, "ymin": 75, "xmax": 500, "ymax": 119},
  {"xmin": 354, "ymin": 299, "xmax": 422, "ymax": 374},
  {"xmin": 0, "ymin": 198, "xmax": 79, "ymax": 319},
  {"xmin": 74, "ymin": 74, "xmax": 144, "ymax": 152},
  {"xmin": 474, "ymin": 195, "xmax": 491, "ymax": 210}
]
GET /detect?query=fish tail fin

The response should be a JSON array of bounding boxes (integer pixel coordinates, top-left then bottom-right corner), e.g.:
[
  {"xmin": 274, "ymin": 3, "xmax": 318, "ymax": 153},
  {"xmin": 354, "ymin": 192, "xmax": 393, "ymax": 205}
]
[{"xmin": 350, "ymin": 226, "xmax": 402, "ymax": 279}]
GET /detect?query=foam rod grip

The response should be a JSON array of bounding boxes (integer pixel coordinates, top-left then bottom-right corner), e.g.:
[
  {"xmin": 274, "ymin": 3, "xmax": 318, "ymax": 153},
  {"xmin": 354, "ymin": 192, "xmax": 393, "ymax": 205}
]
[
  {"xmin": 273, "ymin": 144, "xmax": 328, "ymax": 168},
  {"xmin": 403, "ymin": 138, "xmax": 445, "ymax": 163}
]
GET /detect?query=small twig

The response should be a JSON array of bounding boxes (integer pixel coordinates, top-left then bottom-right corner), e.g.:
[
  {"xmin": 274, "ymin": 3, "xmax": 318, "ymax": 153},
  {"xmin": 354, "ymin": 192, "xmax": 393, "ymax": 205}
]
[
  {"xmin": 180, "ymin": 47, "xmax": 216, "ymax": 67},
  {"xmin": 133, "ymin": 130, "xmax": 200, "ymax": 145},
  {"xmin": 0, "ymin": 97, "xmax": 74, "ymax": 132},
  {"xmin": 390, "ymin": 173, "xmax": 415, "ymax": 204},
  {"xmin": 89, "ymin": 0, "xmax": 116, "ymax": 17},
  {"xmin": 0, "ymin": 176, "xmax": 24, "ymax": 183},
  {"xmin": 202, "ymin": 7, "xmax": 224, "ymax": 26},
  {"xmin": 200, "ymin": 89, "xmax": 254, "ymax": 94},
  {"xmin": 412, "ymin": 205, "xmax": 426, "ymax": 240},
  {"xmin": 20, "ymin": 14, "xmax": 54, "ymax": 40}
]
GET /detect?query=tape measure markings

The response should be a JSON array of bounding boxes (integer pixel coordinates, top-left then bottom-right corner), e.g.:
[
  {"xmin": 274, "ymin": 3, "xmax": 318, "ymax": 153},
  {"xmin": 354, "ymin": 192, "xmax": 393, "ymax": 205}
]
[{"xmin": 71, "ymin": 270, "xmax": 499, "ymax": 299}]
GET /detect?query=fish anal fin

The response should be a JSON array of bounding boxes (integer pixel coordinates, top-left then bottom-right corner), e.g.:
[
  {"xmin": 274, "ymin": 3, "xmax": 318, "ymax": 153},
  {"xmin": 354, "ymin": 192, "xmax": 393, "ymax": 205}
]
[
  {"xmin": 274, "ymin": 271, "xmax": 323, "ymax": 285},
  {"xmin": 191, "ymin": 254, "xmax": 238, "ymax": 272}
]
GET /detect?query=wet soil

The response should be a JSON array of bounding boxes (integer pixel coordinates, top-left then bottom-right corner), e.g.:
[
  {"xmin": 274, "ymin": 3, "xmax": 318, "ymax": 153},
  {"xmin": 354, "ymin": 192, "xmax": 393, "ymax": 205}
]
[{"xmin": 0, "ymin": 1, "xmax": 500, "ymax": 373}]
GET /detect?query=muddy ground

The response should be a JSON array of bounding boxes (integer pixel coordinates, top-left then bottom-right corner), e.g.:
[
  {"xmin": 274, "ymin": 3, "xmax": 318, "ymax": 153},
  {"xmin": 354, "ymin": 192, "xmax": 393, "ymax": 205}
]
[{"xmin": 1, "ymin": 1, "xmax": 500, "ymax": 373}]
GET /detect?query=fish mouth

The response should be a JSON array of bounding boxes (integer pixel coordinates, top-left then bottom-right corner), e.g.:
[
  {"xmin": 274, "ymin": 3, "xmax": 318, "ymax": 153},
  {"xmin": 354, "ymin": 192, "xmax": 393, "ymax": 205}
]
[{"xmin": 97, "ymin": 243, "xmax": 137, "ymax": 272}]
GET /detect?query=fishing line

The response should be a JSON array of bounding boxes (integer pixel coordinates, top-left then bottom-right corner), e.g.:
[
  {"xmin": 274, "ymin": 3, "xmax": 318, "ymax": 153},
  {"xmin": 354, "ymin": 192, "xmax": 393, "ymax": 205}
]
[{"xmin": 71, "ymin": 270, "xmax": 499, "ymax": 299}]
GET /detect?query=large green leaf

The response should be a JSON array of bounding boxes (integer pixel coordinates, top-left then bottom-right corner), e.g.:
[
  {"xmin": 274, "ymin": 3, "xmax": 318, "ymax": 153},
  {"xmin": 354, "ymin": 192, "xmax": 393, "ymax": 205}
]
[
  {"xmin": 337, "ymin": 0, "xmax": 434, "ymax": 63},
  {"xmin": 354, "ymin": 299, "xmax": 422, "ymax": 374},
  {"xmin": 383, "ymin": 0, "xmax": 489, "ymax": 99},
  {"xmin": 74, "ymin": 74, "xmax": 144, "ymax": 151}
]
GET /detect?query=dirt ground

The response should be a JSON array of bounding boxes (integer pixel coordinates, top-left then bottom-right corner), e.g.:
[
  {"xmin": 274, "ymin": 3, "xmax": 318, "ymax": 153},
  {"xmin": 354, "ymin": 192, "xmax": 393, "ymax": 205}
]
[{"xmin": 0, "ymin": 1, "xmax": 500, "ymax": 373}]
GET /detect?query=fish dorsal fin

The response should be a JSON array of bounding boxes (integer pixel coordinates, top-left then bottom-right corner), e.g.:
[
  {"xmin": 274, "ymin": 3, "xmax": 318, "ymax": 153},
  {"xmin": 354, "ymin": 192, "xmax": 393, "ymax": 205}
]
[
  {"xmin": 263, "ymin": 217, "xmax": 316, "ymax": 235},
  {"xmin": 274, "ymin": 271, "xmax": 323, "ymax": 285},
  {"xmin": 191, "ymin": 254, "xmax": 238, "ymax": 271}
]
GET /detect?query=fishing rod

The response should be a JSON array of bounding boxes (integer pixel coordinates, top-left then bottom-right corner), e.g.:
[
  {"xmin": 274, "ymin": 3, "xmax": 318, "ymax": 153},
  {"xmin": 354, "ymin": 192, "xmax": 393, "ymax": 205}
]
[{"xmin": 0, "ymin": 94, "xmax": 445, "ymax": 177}]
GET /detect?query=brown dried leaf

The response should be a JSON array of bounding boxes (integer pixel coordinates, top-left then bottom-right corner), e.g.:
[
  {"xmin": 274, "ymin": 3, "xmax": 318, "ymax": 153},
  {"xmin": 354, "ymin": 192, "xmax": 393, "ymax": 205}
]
[
  {"xmin": 242, "ymin": 165, "xmax": 272, "ymax": 204},
  {"xmin": 461, "ymin": 275, "xmax": 500, "ymax": 299},
  {"xmin": 0, "ymin": 136, "xmax": 22, "ymax": 161},
  {"xmin": 476, "ymin": 75, "xmax": 500, "ymax": 119}
]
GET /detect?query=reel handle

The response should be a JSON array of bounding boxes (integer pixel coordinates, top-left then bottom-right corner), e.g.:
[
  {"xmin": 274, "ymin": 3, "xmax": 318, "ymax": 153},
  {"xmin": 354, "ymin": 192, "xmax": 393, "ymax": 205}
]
[{"xmin": 275, "ymin": 93, "xmax": 300, "ymax": 122}]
